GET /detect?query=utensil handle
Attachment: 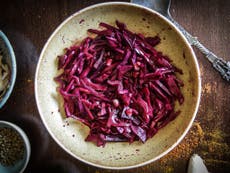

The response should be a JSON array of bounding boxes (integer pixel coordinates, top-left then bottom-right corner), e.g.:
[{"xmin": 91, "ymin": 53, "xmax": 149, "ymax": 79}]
[
  {"xmin": 168, "ymin": 17, "xmax": 230, "ymax": 82},
  {"xmin": 130, "ymin": 0, "xmax": 230, "ymax": 82}
]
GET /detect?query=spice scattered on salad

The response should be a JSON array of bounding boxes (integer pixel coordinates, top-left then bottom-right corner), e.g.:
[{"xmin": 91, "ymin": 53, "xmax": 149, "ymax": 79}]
[
  {"xmin": 55, "ymin": 21, "xmax": 184, "ymax": 147},
  {"xmin": 0, "ymin": 53, "xmax": 10, "ymax": 99},
  {"xmin": 0, "ymin": 127, "xmax": 25, "ymax": 166}
]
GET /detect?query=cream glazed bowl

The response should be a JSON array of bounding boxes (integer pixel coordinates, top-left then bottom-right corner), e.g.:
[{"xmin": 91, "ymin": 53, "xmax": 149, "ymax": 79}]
[{"xmin": 35, "ymin": 2, "xmax": 201, "ymax": 169}]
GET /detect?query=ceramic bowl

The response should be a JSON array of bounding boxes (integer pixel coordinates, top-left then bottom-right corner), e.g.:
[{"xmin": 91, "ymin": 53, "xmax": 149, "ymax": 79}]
[
  {"xmin": 0, "ymin": 120, "xmax": 31, "ymax": 173},
  {"xmin": 35, "ymin": 2, "xmax": 201, "ymax": 169},
  {"xmin": 0, "ymin": 31, "xmax": 17, "ymax": 109}
]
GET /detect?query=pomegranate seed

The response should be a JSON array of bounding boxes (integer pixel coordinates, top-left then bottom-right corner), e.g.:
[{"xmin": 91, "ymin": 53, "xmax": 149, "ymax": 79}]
[
  {"xmin": 134, "ymin": 64, "xmax": 140, "ymax": 71},
  {"xmin": 106, "ymin": 58, "xmax": 112, "ymax": 66},
  {"xmin": 112, "ymin": 99, "xmax": 119, "ymax": 107},
  {"xmin": 125, "ymin": 108, "xmax": 133, "ymax": 116},
  {"xmin": 136, "ymin": 61, "xmax": 141, "ymax": 66}
]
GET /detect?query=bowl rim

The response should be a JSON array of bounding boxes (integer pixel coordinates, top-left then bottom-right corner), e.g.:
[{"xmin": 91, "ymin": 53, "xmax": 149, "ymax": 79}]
[
  {"xmin": 0, "ymin": 120, "xmax": 31, "ymax": 173},
  {"xmin": 0, "ymin": 30, "xmax": 17, "ymax": 109},
  {"xmin": 35, "ymin": 1, "xmax": 201, "ymax": 170}
]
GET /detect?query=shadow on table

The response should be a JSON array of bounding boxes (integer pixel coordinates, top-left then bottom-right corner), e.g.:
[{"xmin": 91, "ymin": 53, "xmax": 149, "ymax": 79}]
[{"xmin": 32, "ymin": 159, "xmax": 81, "ymax": 173}]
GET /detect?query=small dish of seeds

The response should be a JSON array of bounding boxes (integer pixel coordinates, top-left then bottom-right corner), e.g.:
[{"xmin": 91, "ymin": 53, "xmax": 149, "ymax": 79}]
[{"xmin": 0, "ymin": 121, "xmax": 30, "ymax": 173}]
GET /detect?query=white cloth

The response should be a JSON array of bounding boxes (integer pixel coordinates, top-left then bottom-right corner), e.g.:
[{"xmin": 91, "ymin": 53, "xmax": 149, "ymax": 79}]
[{"xmin": 188, "ymin": 154, "xmax": 209, "ymax": 173}]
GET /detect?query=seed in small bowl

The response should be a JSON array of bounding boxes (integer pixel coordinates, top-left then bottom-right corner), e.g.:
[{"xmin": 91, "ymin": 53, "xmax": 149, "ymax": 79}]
[{"xmin": 0, "ymin": 127, "xmax": 25, "ymax": 166}]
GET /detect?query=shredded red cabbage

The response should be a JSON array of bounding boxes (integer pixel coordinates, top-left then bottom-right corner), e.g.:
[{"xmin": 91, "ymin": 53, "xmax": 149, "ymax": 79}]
[{"xmin": 55, "ymin": 21, "xmax": 184, "ymax": 147}]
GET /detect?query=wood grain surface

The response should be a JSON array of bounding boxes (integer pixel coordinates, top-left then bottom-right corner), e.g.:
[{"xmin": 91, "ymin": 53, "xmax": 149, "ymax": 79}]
[{"xmin": 0, "ymin": 0, "xmax": 229, "ymax": 173}]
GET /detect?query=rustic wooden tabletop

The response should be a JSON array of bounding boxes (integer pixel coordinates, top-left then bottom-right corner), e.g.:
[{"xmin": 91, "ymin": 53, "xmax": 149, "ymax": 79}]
[{"xmin": 0, "ymin": 0, "xmax": 229, "ymax": 173}]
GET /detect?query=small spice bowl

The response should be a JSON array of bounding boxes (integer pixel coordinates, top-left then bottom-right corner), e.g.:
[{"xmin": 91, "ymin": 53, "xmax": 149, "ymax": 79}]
[
  {"xmin": 0, "ymin": 120, "xmax": 31, "ymax": 173},
  {"xmin": 0, "ymin": 30, "xmax": 17, "ymax": 109}
]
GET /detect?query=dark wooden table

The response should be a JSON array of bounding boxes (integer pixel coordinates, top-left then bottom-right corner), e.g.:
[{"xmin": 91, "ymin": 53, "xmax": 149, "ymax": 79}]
[{"xmin": 0, "ymin": 0, "xmax": 229, "ymax": 172}]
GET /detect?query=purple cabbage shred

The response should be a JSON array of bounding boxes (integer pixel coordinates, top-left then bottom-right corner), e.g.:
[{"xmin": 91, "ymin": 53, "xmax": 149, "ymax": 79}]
[{"xmin": 55, "ymin": 21, "xmax": 184, "ymax": 147}]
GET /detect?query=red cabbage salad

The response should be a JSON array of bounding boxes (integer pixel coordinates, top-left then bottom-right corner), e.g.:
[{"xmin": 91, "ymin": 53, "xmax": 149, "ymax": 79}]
[{"xmin": 55, "ymin": 20, "xmax": 184, "ymax": 147}]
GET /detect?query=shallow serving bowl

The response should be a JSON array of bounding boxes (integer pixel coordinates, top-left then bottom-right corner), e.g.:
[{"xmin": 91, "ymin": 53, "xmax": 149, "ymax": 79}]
[
  {"xmin": 0, "ymin": 120, "xmax": 31, "ymax": 173},
  {"xmin": 0, "ymin": 31, "xmax": 17, "ymax": 109},
  {"xmin": 35, "ymin": 2, "xmax": 201, "ymax": 169}
]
